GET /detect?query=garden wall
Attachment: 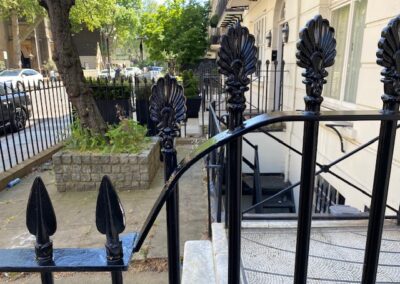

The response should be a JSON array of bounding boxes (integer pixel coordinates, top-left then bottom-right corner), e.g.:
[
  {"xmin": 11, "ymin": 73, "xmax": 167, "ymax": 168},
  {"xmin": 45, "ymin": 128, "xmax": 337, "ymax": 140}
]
[{"xmin": 53, "ymin": 139, "xmax": 160, "ymax": 192}]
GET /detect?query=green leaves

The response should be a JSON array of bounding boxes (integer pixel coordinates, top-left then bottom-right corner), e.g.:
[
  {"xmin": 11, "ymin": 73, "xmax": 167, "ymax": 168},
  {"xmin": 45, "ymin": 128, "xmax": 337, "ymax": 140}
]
[
  {"xmin": 140, "ymin": 0, "xmax": 209, "ymax": 69},
  {"xmin": 66, "ymin": 118, "xmax": 150, "ymax": 154}
]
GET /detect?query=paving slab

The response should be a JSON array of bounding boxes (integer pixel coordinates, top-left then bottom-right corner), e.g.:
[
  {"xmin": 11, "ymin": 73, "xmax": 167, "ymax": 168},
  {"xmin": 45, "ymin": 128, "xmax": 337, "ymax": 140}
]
[
  {"xmin": 241, "ymin": 221, "xmax": 400, "ymax": 283},
  {"xmin": 0, "ymin": 142, "xmax": 208, "ymax": 282}
]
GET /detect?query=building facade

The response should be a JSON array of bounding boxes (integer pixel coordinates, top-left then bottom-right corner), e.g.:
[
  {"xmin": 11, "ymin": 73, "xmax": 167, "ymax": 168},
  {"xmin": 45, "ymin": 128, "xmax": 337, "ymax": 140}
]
[
  {"xmin": 0, "ymin": 16, "xmax": 53, "ymax": 72},
  {"xmin": 211, "ymin": 0, "xmax": 400, "ymax": 213}
]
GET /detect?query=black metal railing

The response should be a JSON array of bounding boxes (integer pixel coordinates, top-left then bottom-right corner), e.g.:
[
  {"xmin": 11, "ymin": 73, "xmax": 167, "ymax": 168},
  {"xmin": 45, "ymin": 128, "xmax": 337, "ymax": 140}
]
[
  {"xmin": 1, "ymin": 14, "xmax": 400, "ymax": 284},
  {"xmin": 210, "ymin": 28, "xmax": 221, "ymax": 45},
  {"xmin": 0, "ymin": 79, "xmax": 72, "ymax": 173}
]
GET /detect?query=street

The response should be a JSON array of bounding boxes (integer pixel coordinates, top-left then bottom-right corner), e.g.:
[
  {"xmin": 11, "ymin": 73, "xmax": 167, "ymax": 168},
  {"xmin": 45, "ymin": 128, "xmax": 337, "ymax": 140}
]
[{"xmin": 0, "ymin": 83, "xmax": 72, "ymax": 173}]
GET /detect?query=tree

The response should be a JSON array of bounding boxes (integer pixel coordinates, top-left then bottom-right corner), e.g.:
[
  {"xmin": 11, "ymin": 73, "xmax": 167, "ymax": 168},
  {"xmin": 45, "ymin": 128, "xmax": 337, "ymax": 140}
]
[
  {"xmin": 38, "ymin": 0, "xmax": 107, "ymax": 134},
  {"xmin": 0, "ymin": 0, "xmax": 141, "ymax": 134},
  {"xmin": 140, "ymin": 0, "xmax": 209, "ymax": 72}
]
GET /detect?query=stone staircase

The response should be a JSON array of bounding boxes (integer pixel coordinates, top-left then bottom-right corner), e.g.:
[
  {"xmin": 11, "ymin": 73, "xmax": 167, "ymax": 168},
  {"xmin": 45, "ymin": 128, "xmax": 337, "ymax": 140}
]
[{"xmin": 181, "ymin": 223, "xmax": 229, "ymax": 284}]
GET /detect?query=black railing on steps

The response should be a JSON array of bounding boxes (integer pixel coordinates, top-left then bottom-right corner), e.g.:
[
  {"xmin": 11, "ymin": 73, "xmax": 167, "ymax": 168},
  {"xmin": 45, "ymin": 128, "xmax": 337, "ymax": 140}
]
[{"xmin": 1, "ymin": 15, "xmax": 400, "ymax": 284}]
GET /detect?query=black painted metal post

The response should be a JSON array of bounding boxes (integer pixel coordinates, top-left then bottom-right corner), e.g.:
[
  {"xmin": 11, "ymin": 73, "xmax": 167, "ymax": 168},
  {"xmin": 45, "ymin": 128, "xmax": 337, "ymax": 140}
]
[
  {"xmin": 273, "ymin": 60, "xmax": 278, "ymax": 110},
  {"xmin": 265, "ymin": 60, "xmax": 270, "ymax": 112},
  {"xmin": 149, "ymin": 75, "xmax": 186, "ymax": 284},
  {"xmin": 26, "ymin": 177, "xmax": 57, "ymax": 284},
  {"xmin": 217, "ymin": 22, "xmax": 257, "ymax": 284},
  {"xmin": 257, "ymin": 61, "xmax": 261, "ymax": 112},
  {"xmin": 362, "ymin": 16, "xmax": 400, "ymax": 283},
  {"xmin": 279, "ymin": 60, "xmax": 285, "ymax": 111},
  {"xmin": 294, "ymin": 16, "xmax": 336, "ymax": 283}
]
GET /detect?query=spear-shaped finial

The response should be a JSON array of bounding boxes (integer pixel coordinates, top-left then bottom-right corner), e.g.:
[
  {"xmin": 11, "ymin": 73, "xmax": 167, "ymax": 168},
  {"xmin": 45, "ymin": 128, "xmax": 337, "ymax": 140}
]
[
  {"xmin": 26, "ymin": 177, "xmax": 57, "ymax": 264},
  {"xmin": 96, "ymin": 176, "xmax": 126, "ymax": 262}
]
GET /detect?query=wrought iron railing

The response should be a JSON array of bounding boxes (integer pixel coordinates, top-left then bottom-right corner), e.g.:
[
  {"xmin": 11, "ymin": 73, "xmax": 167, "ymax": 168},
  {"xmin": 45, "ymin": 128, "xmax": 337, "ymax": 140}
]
[
  {"xmin": 0, "ymin": 79, "xmax": 72, "ymax": 173},
  {"xmin": 0, "ymin": 14, "xmax": 400, "ymax": 284}
]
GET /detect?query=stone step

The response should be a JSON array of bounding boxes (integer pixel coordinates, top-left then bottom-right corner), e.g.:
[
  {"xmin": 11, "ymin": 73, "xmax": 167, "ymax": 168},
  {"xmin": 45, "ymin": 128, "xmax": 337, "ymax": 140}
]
[
  {"xmin": 211, "ymin": 223, "xmax": 228, "ymax": 284},
  {"xmin": 181, "ymin": 240, "xmax": 216, "ymax": 284}
]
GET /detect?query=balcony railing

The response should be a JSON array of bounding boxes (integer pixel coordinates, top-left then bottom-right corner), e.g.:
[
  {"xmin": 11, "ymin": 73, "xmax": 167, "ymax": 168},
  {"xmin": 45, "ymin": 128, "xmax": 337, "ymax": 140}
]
[{"xmin": 0, "ymin": 14, "xmax": 399, "ymax": 284}]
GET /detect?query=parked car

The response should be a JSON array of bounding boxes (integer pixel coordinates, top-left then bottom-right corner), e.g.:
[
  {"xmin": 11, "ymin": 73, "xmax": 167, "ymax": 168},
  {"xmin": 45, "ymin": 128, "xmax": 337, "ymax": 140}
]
[
  {"xmin": 0, "ymin": 84, "xmax": 31, "ymax": 132},
  {"xmin": 142, "ymin": 66, "xmax": 163, "ymax": 80},
  {"xmin": 0, "ymin": 69, "xmax": 44, "ymax": 88},
  {"xmin": 98, "ymin": 69, "xmax": 116, "ymax": 79},
  {"xmin": 124, "ymin": 67, "xmax": 142, "ymax": 78}
]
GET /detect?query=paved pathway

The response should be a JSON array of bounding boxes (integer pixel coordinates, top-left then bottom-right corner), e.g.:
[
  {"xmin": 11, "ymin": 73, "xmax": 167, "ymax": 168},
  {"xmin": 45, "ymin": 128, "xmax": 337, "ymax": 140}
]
[
  {"xmin": 241, "ymin": 222, "xmax": 400, "ymax": 283},
  {"xmin": 0, "ymin": 142, "xmax": 208, "ymax": 283}
]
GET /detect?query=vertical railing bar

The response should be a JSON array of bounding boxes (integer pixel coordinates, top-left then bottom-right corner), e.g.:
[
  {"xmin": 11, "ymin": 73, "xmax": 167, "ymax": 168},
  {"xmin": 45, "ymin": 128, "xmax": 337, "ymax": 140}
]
[
  {"xmin": 54, "ymin": 79, "xmax": 64, "ymax": 140},
  {"xmin": 49, "ymin": 79, "xmax": 60, "ymax": 143},
  {"xmin": 149, "ymin": 75, "xmax": 184, "ymax": 284},
  {"xmin": 17, "ymin": 81, "xmax": 33, "ymax": 159},
  {"xmin": 273, "ymin": 60, "xmax": 278, "ymax": 111},
  {"xmin": 249, "ymin": 74, "xmax": 253, "ymax": 114},
  {"xmin": 265, "ymin": 60, "xmax": 270, "ymax": 113},
  {"xmin": 33, "ymin": 81, "xmax": 45, "ymax": 151},
  {"xmin": 10, "ymin": 83, "xmax": 25, "ymax": 162},
  {"xmin": 362, "ymin": 17, "xmax": 400, "ymax": 280},
  {"xmin": 38, "ymin": 80, "xmax": 49, "ymax": 149},
  {"xmin": 26, "ymin": 82, "xmax": 39, "ymax": 155},
  {"xmin": 279, "ymin": 60, "xmax": 285, "ymax": 111},
  {"xmin": 257, "ymin": 64, "xmax": 261, "ymax": 113},
  {"xmin": 46, "ymin": 79, "xmax": 57, "ymax": 146},
  {"xmin": 293, "ymin": 15, "xmax": 336, "ymax": 283},
  {"xmin": 218, "ymin": 22, "xmax": 257, "ymax": 284}
]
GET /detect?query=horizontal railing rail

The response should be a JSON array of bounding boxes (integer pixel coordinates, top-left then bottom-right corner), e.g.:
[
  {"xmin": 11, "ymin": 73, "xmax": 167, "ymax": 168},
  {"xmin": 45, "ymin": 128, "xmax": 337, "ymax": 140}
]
[{"xmin": 135, "ymin": 108, "xmax": 400, "ymax": 250}]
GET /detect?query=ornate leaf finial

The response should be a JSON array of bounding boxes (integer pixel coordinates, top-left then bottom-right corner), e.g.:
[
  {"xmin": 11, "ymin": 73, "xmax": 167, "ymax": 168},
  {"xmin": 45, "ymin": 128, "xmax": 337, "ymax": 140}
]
[
  {"xmin": 377, "ymin": 15, "xmax": 400, "ymax": 108},
  {"xmin": 26, "ymin": 177, "xmax": 57, "ymax": 264},
  {"xmin": 149, "ymin": 74, "xmax": 186, "ymax": 150},
  {"xmin": 96, "ymin": 176, "xmax": 125, "ymax": 262},
  {"xmin": 217, "ymin": 21, "xmax": 257, "ymax": 128},
  {"xmin": 296, "ymin": 15, "xmax": 336, "ymax": 111}
]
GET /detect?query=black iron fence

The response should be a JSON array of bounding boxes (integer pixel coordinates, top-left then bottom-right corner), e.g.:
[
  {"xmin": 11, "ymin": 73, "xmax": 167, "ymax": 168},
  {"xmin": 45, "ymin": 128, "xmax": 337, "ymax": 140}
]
[
  {"xmin": 0, "ymin": 79, "xmax": 72, "ymax": 173},
  {"xmin": 86, "ymin": 77, "xmax": 135, "ymax": 125},
  {"xmin": 1, "ymin": 14, "xmax": 400, "ymax": 284}
]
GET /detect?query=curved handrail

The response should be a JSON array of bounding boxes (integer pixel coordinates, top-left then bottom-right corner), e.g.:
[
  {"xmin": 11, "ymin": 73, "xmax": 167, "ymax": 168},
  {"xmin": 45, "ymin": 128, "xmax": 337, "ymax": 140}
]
[{"xmin": 134, "ymin": 109, "xmax": 400, "ymax": 251}]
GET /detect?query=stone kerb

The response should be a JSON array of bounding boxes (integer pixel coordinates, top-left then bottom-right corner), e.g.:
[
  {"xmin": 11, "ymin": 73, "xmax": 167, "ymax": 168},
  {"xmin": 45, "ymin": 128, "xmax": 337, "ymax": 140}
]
[{"xmin": 53, "ymin": 139, "xmax": 161, "ymax": 192}]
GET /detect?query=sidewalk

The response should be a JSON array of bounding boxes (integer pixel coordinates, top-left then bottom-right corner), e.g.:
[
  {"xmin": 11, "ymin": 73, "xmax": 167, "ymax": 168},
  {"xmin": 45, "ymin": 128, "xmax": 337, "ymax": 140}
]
[{"xmin": 0, "ymin": 141, "xmax": 208, "ymax": 283}]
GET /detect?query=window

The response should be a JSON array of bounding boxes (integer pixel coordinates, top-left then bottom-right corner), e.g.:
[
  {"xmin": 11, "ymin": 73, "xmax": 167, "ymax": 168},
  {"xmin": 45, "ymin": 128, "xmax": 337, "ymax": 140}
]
[{"xmin": 325, "ymin": 0, "xmax": 368, "ymax": 104}]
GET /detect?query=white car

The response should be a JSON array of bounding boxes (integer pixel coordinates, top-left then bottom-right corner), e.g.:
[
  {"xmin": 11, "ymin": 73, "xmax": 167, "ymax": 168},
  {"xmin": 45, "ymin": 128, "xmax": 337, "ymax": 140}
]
[
  {"xmin": 124, "ymin": 67, "xmax": 142, "ymax": 78},
  {"xmin": 98, "ymin": 69, "xmax": 116, "ymax": 79},
  {"xmin": 0, "ymin": 69, "xmax": 44, "ymax": 88}
]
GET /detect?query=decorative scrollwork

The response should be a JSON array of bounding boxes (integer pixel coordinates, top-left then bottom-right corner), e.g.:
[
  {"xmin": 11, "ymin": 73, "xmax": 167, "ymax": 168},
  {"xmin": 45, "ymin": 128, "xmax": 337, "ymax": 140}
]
[
  {"xmin": 377, "ymin": 15, "xmax": 400, "ymax": 107},
  {"xmin": 296, "ymin": 15, "xmax": 336, "ymax": 110},
  {"xmin": 217, "ymin": 21, "xmax": 257, "ymax": 120},
  {"xmin": 149, "ymin": 75, "xmax": 186, "ymax": 150}
]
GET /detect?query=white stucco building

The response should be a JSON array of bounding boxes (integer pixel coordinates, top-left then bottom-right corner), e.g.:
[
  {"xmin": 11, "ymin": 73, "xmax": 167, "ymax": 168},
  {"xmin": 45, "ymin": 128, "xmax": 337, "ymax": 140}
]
[{"xmin": 210, "ymin": 0, "xmax": 400, "ymax": 214}]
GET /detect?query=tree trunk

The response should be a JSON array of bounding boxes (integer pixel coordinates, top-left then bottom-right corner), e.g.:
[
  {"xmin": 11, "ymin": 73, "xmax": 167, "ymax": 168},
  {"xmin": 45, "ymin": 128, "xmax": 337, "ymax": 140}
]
[
  {"xmin": 38, "ymin": 0, "xmax": 107, "ymax": 135},
  {"xmin": 11, "ymin": 12, "xmax": 22, "ymax": 69}
]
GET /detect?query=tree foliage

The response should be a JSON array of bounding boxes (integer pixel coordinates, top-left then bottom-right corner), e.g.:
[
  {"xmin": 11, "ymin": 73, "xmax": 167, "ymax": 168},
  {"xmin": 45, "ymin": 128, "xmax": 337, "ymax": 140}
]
[
  {"xmin": 140, "ymin": 0, "xmax": 209, "ymax": 70},
  {"xmin": 0, "ymin": 0, "xmax": 140, "ymax": 44}
]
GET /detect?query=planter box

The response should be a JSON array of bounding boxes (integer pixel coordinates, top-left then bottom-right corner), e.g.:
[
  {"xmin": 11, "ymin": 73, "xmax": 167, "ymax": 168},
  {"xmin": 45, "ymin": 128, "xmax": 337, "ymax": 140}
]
[
  {"xmin": 95, "ymin": 99, "xmax": 132, "ymax": 124},
  {"xmin": 186, "ymin": 96, "xmax": 202, "ymax": 118},
  {"xmin": 53, "ymin": 139, "xmax": 161, "ymax": 192}
]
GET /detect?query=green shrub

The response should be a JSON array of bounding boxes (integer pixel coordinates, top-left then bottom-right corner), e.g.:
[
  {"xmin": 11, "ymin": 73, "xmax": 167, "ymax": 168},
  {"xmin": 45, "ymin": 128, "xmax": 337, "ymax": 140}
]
[
  {"xmin": 85, "ymin": 78, "xmax": 133, "ymax": 100},
  {"xmin": 210, "ymin": 14, "xmax": 219, "ymax": 28},
  {"xmin": 65, "ymin": 118, "xmax": 150, "ymax": 154},
  {"xmin": 182, "ymin": 70, "xmax": 199, "ymax": 98}
]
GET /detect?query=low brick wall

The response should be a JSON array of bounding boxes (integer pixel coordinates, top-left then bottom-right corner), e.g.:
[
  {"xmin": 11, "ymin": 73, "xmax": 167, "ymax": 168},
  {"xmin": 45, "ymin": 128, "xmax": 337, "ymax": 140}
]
[{"xmin": 53, "ymin": 139, "xmax": 160, "ymax": 192}]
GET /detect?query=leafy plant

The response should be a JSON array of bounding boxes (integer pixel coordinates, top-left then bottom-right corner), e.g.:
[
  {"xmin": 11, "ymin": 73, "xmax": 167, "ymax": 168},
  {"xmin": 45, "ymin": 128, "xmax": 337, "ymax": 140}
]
[
  {"xmin": 66, "ymin": 118, "xmax": 150, "ymax": 154},
  {"xmin": 85, "ymin": 78, "xmax": 133, "ymax": 100},
  {"xmin": 182, "ymin": 70, "xmax": 199, "ymax": 98},
  {"xmin": 209, "ymin": 14, "xmax": 219, "ymax": 28}
]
